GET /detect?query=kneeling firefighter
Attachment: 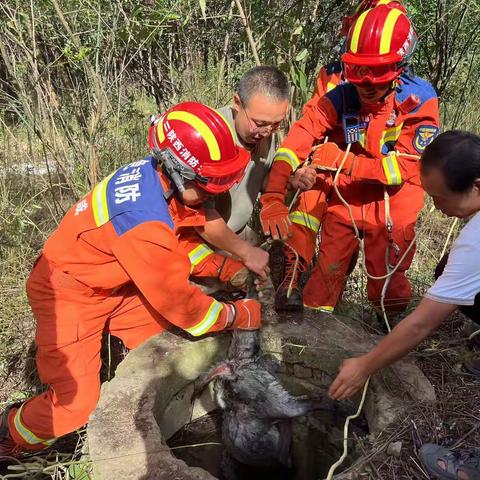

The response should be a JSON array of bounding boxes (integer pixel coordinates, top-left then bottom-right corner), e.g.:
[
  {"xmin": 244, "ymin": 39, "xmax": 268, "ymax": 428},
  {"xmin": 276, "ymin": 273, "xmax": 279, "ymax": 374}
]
[{"xmin": 0, "ymin": 102, "xmax": 261, "ymax": 456}]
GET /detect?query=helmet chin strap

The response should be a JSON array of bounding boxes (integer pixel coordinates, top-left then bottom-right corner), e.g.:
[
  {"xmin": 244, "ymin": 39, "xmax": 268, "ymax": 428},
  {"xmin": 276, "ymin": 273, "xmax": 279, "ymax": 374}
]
[{"xmin": 152, "ymin": 147, "xmax": 208, "ymax": 195}]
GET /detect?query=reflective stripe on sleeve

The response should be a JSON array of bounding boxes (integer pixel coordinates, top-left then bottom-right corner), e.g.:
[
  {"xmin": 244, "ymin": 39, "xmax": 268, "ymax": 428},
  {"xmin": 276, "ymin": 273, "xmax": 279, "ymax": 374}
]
[
  {"xmin": 186, "ymin": 300, "xmax": 224, "ymax": 336},
  {"xmin": 382, "ymin": 152, "xmax": 402, "ymax": 186},
  {"xmin": 289, "ymin": 210, "xmax": 320, "ymax": 233},
  {"xmin": 273, "ymin": 148, "xmax": 301, "ymax": 171},
  {"xmin": 92, "ymin": 172, "xmax": 115, "ymax": 227},
  {"xmin": 188, "ymin": 244, "xmax": 214, "ymax": 272}
]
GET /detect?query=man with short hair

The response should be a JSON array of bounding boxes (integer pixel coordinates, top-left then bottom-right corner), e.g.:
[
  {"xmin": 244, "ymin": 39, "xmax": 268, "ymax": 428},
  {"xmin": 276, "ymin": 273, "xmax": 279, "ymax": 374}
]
[{"xmin": 183, "ymin": 66, "xmax": 290, "ymax": 289}]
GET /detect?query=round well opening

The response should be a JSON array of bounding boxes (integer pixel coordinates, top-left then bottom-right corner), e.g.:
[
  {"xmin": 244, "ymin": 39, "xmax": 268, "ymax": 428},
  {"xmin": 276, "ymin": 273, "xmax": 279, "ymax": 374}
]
[
  {"xmin": 87, "ymin": 314, "xmax": 435, "ymax": 480},
  {"xmin": 160, "ymin": 357, "xmax": 368, "ymax": 479}
]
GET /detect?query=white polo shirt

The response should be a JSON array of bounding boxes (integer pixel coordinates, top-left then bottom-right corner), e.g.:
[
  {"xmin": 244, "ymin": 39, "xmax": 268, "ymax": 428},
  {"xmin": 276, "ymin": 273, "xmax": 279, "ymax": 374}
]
[{"xmin": 425, "ymin": 212, "xmax": 480, "ymax": 305}]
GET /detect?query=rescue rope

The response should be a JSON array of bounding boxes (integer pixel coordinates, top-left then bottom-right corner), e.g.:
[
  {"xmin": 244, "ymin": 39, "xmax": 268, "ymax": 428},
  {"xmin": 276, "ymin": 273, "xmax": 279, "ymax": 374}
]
[
  {"xmin": 324, "ymin": 377, "xmax": 370, "ymax": 480},
  {"xmin": 469, "ymin": 328, "xmax": 480, "ymax": 341},
  {"xmin": 323, "ymin": 148, "xmax": 431, "ymax": 478},
  {"xmin": 332, "ymin": 147, "xmax": 421, "ymax": 283},
  {"xmin": 284, "ymin": 242, "xmax": 301, "ymax": 299},
  {"xmin": 278, "ymin": 146, "xmax": 436, "ymax": 478},
  {"xmin": 288, "ymin": 136, "xmax": 328, "ymax": 213},
  {"xmin": 283, "ymin": 138, "xmax": 331, "ymax": 298},
  {"xmin": 330, "ymin": 147, "xmax": 432, "ymax": 332},
  {"xmin": 283, "ymin": 144, "xmax": 425, "ymax": 319},
  {"xmin": 440, "ymin": 217, "xmax": 459, "ymax": 259}
]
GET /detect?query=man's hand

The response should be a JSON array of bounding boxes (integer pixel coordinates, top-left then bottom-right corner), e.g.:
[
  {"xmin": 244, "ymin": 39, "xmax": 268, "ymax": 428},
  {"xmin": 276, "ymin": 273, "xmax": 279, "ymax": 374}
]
[
  {"xmin": 288, "ymin": 166, "xmax": 318, "ymax": 191},
  {"xmin": 328, "ymin": 356, "xmax": 371, "ymax": 400},
  {"xmin": 311, "ymin": 142, "xmax": 356, "ymax": 173},
  {"xmin": 239, "ymin": 245, "xmax": 270, "ymax": 280},
  {"xmin": 259, "ymin": 193, "xmax": 291, "ymax": 240}
]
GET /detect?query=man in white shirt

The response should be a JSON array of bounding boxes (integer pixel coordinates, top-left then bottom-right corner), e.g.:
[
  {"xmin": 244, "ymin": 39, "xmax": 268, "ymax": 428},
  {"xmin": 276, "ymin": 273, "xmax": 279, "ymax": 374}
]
[{"xmin": 327, "ymin": 130, "xmax": 480, "ymax": 480}]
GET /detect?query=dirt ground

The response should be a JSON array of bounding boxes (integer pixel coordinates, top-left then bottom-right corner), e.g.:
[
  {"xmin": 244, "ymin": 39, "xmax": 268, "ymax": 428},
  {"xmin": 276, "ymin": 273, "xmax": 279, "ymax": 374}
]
[{"xmin": 1, "ymin": 284, "xmax": 479, "ymax": 479}]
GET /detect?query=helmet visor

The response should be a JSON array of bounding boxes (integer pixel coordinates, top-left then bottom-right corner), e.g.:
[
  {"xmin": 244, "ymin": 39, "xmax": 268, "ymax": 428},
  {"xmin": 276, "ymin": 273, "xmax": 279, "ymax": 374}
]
[
  {"xmin": 343, "ymin": 62, "xmax": 402, "ymax": 85},
  {"xmin": 200, "ymin": 169, "xmax": 247, "ymax": 194}
]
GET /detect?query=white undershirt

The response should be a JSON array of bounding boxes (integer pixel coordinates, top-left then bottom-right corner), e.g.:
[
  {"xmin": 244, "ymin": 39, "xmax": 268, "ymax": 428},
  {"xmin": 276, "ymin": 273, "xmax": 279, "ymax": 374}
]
[{"xmin": 425, "ymin": 211, "xmax": 480, "ymax": 306}]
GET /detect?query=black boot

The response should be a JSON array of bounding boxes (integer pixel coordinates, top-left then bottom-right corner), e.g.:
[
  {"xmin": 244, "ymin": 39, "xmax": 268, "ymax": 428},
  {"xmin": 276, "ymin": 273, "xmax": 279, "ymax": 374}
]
[{"xmin": 274, "ymin": 246, "xmax": 306, "ymax": 312}]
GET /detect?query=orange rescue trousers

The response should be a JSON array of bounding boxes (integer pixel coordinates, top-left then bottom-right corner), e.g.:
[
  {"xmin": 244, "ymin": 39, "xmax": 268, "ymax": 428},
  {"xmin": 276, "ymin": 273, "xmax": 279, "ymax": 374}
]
[
  {"xmin": 8, "ymin": 256, "xmax": 171, "ymax": 449},
  {"xmin": 286, "ymin": 176, "xmax": 423, "ymax": 313}
]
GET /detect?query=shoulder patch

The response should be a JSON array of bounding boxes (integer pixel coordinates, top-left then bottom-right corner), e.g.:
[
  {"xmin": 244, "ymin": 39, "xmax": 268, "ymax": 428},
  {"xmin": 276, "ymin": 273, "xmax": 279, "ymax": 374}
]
[
  {"xmin": 413, "ymin": 125, "xmax": 439, "ymax": 154},
  {"xmin": 396, "ymin": 75, "xmax": 438, "ymax": 114},
  {"xmin": 92, "ymin": 157, "xmax": 174, "ymax": 235}
]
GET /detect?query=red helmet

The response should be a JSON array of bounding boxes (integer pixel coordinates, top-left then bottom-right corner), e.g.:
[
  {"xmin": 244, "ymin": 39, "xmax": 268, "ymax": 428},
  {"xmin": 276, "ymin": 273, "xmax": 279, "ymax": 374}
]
[
  {"xmin": 342, "ymin": 5, "xmax": 417, "ymax": 84},
  {"xmin": 341, "ymin": 0, "xmax": 406, "ymax": 36},
  {"xmin": 149, "ymin": 102, "xmax": 250, "ymax": 194}
]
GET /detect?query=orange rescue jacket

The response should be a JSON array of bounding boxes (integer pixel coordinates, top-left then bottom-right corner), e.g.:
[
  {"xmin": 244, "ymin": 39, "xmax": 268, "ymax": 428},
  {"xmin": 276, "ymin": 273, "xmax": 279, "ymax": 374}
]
[
  {"xmin": 266, "ymin": 74, "xmax": 440, "ymax": 196},
  {"xmin": 42, "ymin": 157, "xmax": 230, "ymax": 336}
]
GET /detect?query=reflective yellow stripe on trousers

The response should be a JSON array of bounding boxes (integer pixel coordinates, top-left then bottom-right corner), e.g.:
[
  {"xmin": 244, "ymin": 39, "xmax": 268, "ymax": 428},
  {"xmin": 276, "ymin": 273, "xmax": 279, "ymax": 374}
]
[
  {"xmin": 186, "ymin": 300, "xmax": 224, "ymax": 336},
  {"xmin": 304, "ymin": 304, "xmax": 334, "ymax": 313},
  {"xmin": 13, "ymin": 404, "xmax": 56, "ymax": 446}
]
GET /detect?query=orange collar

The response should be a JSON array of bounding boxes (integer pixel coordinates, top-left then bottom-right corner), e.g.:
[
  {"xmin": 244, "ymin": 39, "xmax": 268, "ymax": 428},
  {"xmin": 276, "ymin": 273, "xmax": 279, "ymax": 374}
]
[
  {"xmin": 360, "ymin": 90, "xmax": 395, "ymax": 116},
  {"xmin": 157, "ymin": 169, "xmax": 207, "ymax": 229}
]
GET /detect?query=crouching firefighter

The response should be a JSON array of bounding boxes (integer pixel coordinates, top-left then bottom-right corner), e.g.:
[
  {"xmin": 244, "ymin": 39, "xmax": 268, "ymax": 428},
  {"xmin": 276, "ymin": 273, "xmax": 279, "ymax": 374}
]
[
  {"xmin": 0, "ymin": 102, "xmax": 261, "ymax": 456},
  {"xmin": 260, "ymin": 5, "xmax": 439, "ymax": 313}
]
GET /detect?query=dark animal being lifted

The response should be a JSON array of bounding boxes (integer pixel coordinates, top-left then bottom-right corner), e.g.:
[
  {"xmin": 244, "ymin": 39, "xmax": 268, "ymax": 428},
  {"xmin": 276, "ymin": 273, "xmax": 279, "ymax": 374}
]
[{"xmin": 194, "ymin": 330, "xmax": 353, "ymax": 479}]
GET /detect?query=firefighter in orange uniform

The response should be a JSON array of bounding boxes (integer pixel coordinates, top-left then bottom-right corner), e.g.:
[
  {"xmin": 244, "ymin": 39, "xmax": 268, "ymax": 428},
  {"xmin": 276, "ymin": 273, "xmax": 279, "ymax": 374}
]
[
  {"xmin": 260, "ymin": 5, "xmax": 439, "ymax": 313},
  {"xmin": 0, "ymin": 102, "xmax": 261, "ymax": 456}
]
